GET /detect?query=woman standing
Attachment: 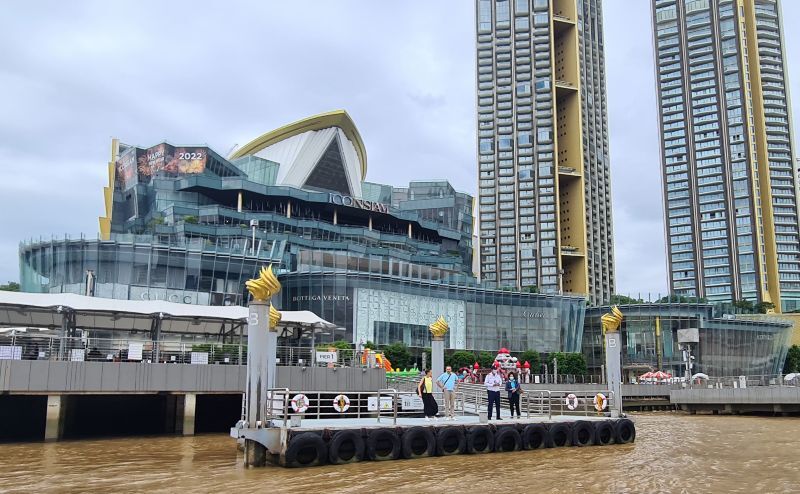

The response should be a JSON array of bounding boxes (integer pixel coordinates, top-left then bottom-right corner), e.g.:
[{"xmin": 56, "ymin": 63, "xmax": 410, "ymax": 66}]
[
  {"xmin": 417, "ymin": 369, "xmax": 439, "ymax": 421},
  {"xmin": 506, "ymin": 371, "xmax": 522, "ymax": 419}
]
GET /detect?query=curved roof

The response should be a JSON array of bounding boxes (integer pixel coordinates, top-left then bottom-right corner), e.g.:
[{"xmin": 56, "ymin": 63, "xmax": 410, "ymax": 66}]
[{"xmin": 230, "ymin": 110, "xmax": 368, "ymax": 177}]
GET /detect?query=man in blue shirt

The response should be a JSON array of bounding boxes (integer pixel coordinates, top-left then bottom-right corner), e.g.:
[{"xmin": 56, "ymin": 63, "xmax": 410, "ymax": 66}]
[{"xmin": 437, "ymin": 366, "xmax": 459, "ymax": 420}]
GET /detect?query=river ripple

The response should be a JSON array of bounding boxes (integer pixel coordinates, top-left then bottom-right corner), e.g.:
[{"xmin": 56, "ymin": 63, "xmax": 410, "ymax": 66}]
[{"xmin": 0, "ymin": 414, "xmax": 798, "ymax": 493}]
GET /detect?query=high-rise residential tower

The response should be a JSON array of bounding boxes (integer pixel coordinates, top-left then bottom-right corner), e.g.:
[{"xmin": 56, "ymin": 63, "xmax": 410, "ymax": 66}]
[
  {"xmin": 652, "ymin": 0, "xmax": 800, "ymax": 311},
  {"xmin": 475, "ymin": 0, "xmax": 615, "ymax": 304}
]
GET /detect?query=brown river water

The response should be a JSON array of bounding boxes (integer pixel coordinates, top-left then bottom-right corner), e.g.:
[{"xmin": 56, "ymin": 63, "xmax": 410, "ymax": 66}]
[{"xmin": 1, "ymin": 413, "xmax": 798, "ymax": 493}]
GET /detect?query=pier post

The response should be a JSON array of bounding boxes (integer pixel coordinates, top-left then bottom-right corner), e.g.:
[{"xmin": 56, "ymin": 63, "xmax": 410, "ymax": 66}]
[
  {"xmin": 242, "ymin": 265, "xmax": 281, "ymax": 468},
  {"xmin": 44, "ymin": 395, "xmax": 65, "ymax": 441},
  {"xmin": 429, "ymin": 317, "xmax": 449, "ymax": 378},
  {"xmin": 601, "ymin": 306, "xmax": 624, "ymax": 418},
  {"xmin": 182, "ymin": 393, "xmax": 196, "ymax": 436}
]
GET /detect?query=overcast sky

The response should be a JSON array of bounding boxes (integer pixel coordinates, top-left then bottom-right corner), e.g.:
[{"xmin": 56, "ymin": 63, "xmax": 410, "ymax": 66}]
[{"xmin": 1, "ymin": 0, "xmax": 798, "ymax": 298}]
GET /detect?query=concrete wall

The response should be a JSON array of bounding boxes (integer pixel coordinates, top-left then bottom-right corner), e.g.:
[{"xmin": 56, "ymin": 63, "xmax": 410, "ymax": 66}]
[
  {"xmin": 670, "ymin": 387, "xmax": 800, "ymax": 405},
  {"xmin": 0, "ymin": 361, "xmax": 386, "ymax": 394}
]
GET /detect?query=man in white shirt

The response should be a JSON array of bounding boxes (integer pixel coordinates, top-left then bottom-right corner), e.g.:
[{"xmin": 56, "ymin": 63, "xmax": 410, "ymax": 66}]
[{"xmin": 484, "ymin": 368, "xmax": 503, "ymax": 420}]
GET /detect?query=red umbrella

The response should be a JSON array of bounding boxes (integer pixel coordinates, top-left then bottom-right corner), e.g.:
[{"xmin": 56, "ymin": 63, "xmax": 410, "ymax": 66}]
[
  {"xmin": 473, "ymin": 362, "xmax": 480, "ymax": 370},
  {"xmin": 640, "ymin": 371, "xmax": 655, "ymax": 379},
  {"xmin": 516, "ymin": 361, "xmax": 522, "ymax": 368},
  {"xmin": 652, "ymin": 371, "xmax": 672, "ymax": 380},
  {"xmin": 523, "ymin": 361, "xmax": 531, "ymax": 369},
  {"xmin": 499, "ymin": 347, "xmax": 509, "ymax": 354}
]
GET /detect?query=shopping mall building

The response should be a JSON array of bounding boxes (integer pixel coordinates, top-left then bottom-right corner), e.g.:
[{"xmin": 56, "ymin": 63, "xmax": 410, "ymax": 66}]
[{"xmin": 17, "ymin": 110, "xmax": 792, "ymax": 373}]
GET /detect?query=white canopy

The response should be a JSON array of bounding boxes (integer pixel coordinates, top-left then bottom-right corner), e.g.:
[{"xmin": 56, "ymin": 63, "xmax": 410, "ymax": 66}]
[{"xmin": 0, "ymin": 291, "xmax": 335, "ymax": 335}]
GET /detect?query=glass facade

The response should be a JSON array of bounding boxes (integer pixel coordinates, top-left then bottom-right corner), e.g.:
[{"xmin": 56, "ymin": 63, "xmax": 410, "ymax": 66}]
[
  {"xmin": 584, "ymin": 303, "xmax": 792, "ymax": 380},
  {"xmin": 652, "ymin": 0, "xmax": 800, "ymax": 310},
  {"xmin": 281, "ymin": 262, "xmax": 586, "ymax": 353},
  {"xmin": 475, "ymin": 0, "xmax": 615, "ymax": 303}
]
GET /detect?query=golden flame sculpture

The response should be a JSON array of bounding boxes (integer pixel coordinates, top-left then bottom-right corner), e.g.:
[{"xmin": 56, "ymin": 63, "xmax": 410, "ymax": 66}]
[
  {"xmin": 429, "ymin": 316, "xmax": 449, "ymax": 338},
  {"xmin": 269, "ymin": 304, "xmax": 282, "ymax": 327},
  {"xmin": 245, "ymin": 264, "xmax": 282, "ymax": 302},
  {"xmin": 601, "ymin": 305, "xmax": 624, "ymax": 333}
]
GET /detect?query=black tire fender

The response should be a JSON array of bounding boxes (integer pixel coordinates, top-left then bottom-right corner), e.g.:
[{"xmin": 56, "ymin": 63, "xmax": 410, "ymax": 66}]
[
  {"xmin": 284, "ymin": 432, "xmax": 327, "ymax": 468},
  {"xmin": 436, "ymin": 427, "xmax": 466, "ymax": 456},
  {"xmin": 571, "ymin": 421, "xmax": 595, "ymax": 447},
  {"xmin": 594, "ymin": 420, "xmax": 615, "ymax": 446},
  {"xmin": 522, "ymin": 423, "xmax": 547, "ymax": 450},
  {"xmin": 614, "ymin": 418, "xmax": 636, "ymax": 444},
  {"xmin": 466, "ymin": 426, "xmax": 494, "ymax": 454},
  {"xmin": 494, "ymin": 426, "xmax": 522, "ymax": 453},
  {"xmin": 328, "ymin": 430, "xmax": 365, "ymax": 464},
  {"xmin": 547, "ymin": 423, "xmax": 571, "ymax": 448},
  {"xmin": 401, "ymin": 426, "xmax": 436, "ymax": 459},
  {"xmin": 366, "ymin": 428, "xmax": 401, "ymax": 461}
]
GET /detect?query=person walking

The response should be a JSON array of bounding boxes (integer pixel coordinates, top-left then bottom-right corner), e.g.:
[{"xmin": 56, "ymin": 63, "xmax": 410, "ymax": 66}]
[
  {"xmin": 417, "ymin": 369, "xmax": 439, "ymax": 421},
  {"xmin": 506, "ymin": 371, "xmax": 522, "ymax": 419},
  {"xmin": 484, "ymin": 367, "xmax": 503, "ymax": 420},
  {"xmin": 437, "ymin": 366, "xmax": 458, "ymax": 421}
]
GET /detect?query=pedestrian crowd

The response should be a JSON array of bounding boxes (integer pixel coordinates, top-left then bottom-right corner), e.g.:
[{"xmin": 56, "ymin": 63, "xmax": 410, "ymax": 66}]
[{"xmin": 417, "ymin": 366, "xmax": 524, "ymax": 421}]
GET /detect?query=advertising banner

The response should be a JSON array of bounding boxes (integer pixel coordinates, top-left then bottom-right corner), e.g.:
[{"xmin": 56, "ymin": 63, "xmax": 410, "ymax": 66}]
[{"xmin": 115, "ymin": 147, "xmax": 138, "ymax": 189}]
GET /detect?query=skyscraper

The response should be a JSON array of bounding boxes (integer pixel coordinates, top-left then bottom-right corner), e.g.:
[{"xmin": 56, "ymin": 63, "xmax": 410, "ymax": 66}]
[
  {"xmin": 475, "ymin": 0, "xmax": 615, "ymax": 304},
  {"xmin": 652, "ymin": 0, "xmax": 800, "ymax": 311}
]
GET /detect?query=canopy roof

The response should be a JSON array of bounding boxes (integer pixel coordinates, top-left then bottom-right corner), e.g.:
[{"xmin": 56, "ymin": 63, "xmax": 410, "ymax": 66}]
[{"xmin": 0, "ymin": 291, "xmax": 334, "ymax": 335}]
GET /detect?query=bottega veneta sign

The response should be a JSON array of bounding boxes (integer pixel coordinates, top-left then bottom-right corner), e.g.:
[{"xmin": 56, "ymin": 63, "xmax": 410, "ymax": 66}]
[{"xmin": 329, "ymin": 193, "xmax": 389, "ymax": 213}]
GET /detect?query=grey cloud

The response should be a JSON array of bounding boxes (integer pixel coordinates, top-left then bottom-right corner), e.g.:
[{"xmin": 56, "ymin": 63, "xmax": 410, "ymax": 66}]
[{"xmin": 1, "ymin": 0, "xmax": 799, "ymax": 300}]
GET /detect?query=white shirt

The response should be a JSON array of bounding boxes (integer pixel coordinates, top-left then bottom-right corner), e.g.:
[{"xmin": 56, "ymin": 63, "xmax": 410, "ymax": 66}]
[{"xmin": 484, "ymin": 372, "xmax": 503, "ymax": 392}]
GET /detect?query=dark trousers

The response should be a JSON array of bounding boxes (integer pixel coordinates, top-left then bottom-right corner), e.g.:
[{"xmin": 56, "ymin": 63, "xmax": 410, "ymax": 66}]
[
  {"xmin": 509, "ymin": 392, "xmax": 520, "ymax": 417},
  {"xmin": 487, "ymin": 390, "xmax": 501, "ymax": 419}
]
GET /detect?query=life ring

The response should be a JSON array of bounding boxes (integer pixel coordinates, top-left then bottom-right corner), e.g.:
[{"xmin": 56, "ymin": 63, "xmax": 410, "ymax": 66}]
[
  {"xmin": 565, "ymin": 393, "xmax": 579, "ymax": 410},
  {"xmin": 332, "ymin": 394, "xmax": 351, "ymax": 413},
  {"xmin": 290, "ymin": 393, "xmax": 310, "ymax": 413},
  {"xmin": 594, "ymin": 393, "xmax": 608, "ymax": 412}
]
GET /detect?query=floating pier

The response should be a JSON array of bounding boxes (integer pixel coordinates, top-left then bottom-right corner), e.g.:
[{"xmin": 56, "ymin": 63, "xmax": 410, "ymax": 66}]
[{"xmin": 231, "ymin": 388, "xmax": 636, "ymax": 468}]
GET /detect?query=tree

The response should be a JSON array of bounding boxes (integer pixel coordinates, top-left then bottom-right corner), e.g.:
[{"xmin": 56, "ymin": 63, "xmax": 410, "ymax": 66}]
[
  {"xmin": 517, "ymin": 350, "xmax": 540, "ymax": 371},
  {"xmin": 784, "ymin": 345, "xmax": 800, "ymax": 374},
  {"xmin": 656, "ymin": 294, "xmax": 707, "ymax": 304},
  {"xmin": 382, "ymin": 342, "xmax": 413, "ymax": 370},
  {"xmin": 549, "ymin": 352, "xmax": 587, "ymax": 376},
  {"xmin": 477, "ymin": 351, "xmax": 496, "ymax": 369},
  {"xmin": 732, "ymin": 299, "xmax": 755, "ymax": 313},
  {"xmin": 609, "ymin": 294, "xmax": 643, "ymax": 305},
  {"xmin": 0, "ymin": 281, "xmax": 19, "ymax": 292},
  {"xmin": 448, "ymin": 350, "xmax": 477, "ymax": 370},
  {"xmin": 755, "ymin": 301, "xmax": 775, "ymax": 314},
  {"xmin": 363, "ymin": 341, "xmax": 376, "ymax": 350}
]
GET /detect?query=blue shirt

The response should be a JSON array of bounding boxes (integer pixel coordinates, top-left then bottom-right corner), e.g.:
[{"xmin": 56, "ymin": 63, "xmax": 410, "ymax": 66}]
[{"xmin": 437, "ymin": 372, "xmax": 458, "ymax": 391}]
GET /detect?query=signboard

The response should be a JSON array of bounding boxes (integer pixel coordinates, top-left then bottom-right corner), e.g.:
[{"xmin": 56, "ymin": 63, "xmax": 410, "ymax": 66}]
[
  {"xmin": 677, "ymin": 328, "xmax": 700, "ymax": 344},
  {"xmin": 0, "ymin": 345, "xmax": 22, "ymax": 360},
  {"xmin": 191, "ymin": 352, "xmax": 209, "ymax": 365},
  {"xmin": 70, "ymin": 349, "xmax": 85, "ymax": 362},
  {"xmin": 315, "ymin": 351, "xmax": 337, "ymax": 364},
  {"xmin": 115, "ymin": 147, "xmax": 138, "ymax": 189},
  {"xmin": 128, "ymin": 342, "xmax": 143, "ymax": 361},
  {"xmin": 400, "ymin": 394, "xmax": 424, "ymax": 411},
  {"xmin": 329, "ymin": 192, "xmax": 389, "ymax": 213},
  {"xmin": 367, "ymin": 396, "xmax": 394, "ymax": 412}
]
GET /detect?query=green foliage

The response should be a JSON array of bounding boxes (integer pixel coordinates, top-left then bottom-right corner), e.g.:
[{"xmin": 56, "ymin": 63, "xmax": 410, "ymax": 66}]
[
  {"xmin": 656, "ymin": 294, "xmax": 707, "ymax": 304},
  {"xmin": 755, "ymin": 301, "xmax": 775, "ymax": 314},
  {"xmin": 784, "ymin": 345, "xmax": 800, "ymax": 374},
  {"xmin": 517, "ymin": 350, "xmax": 540, "ymax": 370},
  {"xmin": 522, "ymin": 286, "xmax": 538, "ymax": 294},
  {"xmin": 549, "ymin": 352, "xmax": 588, "ymax": 376},
  {"xmin": 448, "ymin": 350, "xmax": 477, "ymax": 370},
  {"xmin": 363, "ymin": 341, "xmax": 376, "ymax": 350},
  {"xmin": 382, "ymin": 342, "xmax": 413, "ymax": 370},
  {"xmin": 477, "ymin": 351, "xmax": 496, "ymax": 369},
  {"xmin": 609, "ymin": 294, "xmax": 643, "ymax": 305},
  {"xmin": 191, "ymin": 343, "xmax": 240, "ymax": 355},
  {"xmin": 183, "ymin": 215, "xmax": 198, "ymax": 224},
  {"xmin": 0, "ymin": 281, "xmax": 20, "ymax": 292},
  {"xmin": 732, "ymin": 299, "xmax": 755, "ymax": 312}
]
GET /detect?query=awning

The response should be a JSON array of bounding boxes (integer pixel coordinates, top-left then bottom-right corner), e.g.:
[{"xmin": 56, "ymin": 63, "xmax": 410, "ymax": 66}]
[{"xmin": 0, "ymin": 291, "xmax": 335, "ymax": 336}]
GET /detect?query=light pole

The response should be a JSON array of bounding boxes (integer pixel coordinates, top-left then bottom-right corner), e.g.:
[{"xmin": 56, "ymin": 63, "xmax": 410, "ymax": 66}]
[{"xmin": 250, "ymin": 219, "xmax": 258, "ymax": 256}]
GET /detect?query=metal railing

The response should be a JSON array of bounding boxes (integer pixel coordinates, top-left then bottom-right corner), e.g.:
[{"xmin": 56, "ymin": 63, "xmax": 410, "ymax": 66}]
[{"xmin": 257, "ymin": 387, "xmax": 468, "ymax": 427}]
